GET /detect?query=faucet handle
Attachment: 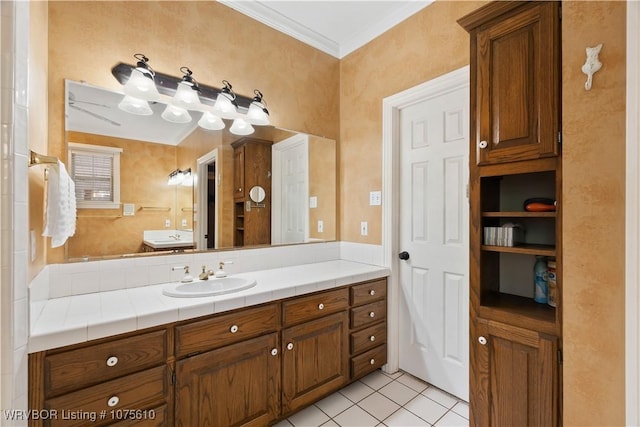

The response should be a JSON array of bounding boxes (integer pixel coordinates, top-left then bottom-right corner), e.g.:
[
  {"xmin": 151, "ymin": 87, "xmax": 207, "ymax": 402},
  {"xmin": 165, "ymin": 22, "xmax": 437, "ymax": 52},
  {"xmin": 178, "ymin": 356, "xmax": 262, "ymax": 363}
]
[{"xmin": 215, "ymin": 261, "xmax": 233, "ymax": 278}]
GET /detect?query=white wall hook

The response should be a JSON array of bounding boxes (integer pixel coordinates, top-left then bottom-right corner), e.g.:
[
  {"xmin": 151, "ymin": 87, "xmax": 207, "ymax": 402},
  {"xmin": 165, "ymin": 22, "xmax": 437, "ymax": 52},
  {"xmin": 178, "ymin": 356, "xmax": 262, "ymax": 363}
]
[{"xmin": 581, "ymin": 43, "xmax": 603, "ymax": 90}]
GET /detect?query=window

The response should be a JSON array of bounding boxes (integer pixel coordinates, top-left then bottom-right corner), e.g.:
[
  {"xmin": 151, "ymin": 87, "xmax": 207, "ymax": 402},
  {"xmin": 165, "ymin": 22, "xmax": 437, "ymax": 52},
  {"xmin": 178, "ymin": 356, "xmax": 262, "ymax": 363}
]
[{"xmin": 68, "ymin": 142, "xmax": 122, "ymax": 209}]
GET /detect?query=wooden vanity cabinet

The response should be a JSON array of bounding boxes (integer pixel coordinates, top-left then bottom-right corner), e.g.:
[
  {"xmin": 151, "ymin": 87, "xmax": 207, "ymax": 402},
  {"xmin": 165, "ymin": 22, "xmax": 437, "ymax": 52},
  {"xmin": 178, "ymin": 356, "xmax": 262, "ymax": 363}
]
[
  {"xmin": 459, "ymin": 2, "xmax": 562, "ymax": 426},
  {"xmin": 29, "ymin": 278, "xmax": 388, "ymax": 427}
]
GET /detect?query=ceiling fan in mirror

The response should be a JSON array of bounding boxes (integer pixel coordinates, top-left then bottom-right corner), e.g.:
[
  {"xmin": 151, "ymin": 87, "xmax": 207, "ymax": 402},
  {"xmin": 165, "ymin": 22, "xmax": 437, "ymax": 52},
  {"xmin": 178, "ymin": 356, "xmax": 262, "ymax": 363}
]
[{"xmin": 112, "ymin": 53, "xmax": 271, "ymax": 136}]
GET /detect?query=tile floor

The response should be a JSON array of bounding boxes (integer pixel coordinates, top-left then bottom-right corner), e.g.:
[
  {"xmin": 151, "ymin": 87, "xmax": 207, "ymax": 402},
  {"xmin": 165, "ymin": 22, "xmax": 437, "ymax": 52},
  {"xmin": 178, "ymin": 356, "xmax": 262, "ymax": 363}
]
[{"xmin": 274, "ymin": 369, "xmax": 469, "ymax": 427}]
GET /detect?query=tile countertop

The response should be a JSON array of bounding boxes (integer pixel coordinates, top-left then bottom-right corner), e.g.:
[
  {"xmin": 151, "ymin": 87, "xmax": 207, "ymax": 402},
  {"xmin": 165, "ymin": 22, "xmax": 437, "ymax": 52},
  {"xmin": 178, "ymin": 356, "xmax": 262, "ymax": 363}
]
[{"xmin": 29, "ymin": 260, "xmax": 390, "ymax": 353}]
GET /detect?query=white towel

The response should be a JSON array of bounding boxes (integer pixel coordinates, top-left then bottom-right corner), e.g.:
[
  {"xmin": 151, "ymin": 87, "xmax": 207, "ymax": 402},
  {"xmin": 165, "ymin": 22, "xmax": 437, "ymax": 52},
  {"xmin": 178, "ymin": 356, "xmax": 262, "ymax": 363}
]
[{"xmin": 43, "ymin": 160, "xmax": 77, "ymax": 248}]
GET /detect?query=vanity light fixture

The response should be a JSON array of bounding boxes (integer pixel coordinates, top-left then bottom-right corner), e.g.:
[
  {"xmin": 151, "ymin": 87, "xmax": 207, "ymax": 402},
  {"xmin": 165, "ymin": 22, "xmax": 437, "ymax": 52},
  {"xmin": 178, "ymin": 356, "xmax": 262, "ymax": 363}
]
[
  {"xmin": 168, "ymin": 168, "xmax": 193, "ymax": 186},
  {"xmin": 112, "ymin": 56, "xmax": 271, "ymax": 136}
]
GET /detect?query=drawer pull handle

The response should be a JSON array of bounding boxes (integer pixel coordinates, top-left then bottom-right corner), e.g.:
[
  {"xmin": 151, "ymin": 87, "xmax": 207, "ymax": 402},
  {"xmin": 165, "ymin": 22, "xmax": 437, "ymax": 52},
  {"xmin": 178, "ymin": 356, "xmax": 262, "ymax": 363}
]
[
  {"xmin": 369, "ymin": 312, "xmax": 375, "ymax": 318},
  {"xmin": 369, "ymin": 290, "xmax": 375, "ymax": 296},
  {"xmin": 370, "ymin": 358, "xmax": 375, "ymax": 365},
  {"xmin": 106, "ymin": 356, "xmax": 118, "ymax": 367},
  {"xmin": 318, "ymin": 303, "xmax": 324, "ymax": 310},
  {"xmin": 287, "ymin": 342, "xmax": 294, "ymax": 351},
  {"xmin": 370, "ymin": 335, "xmax": 376, "ymax": 342},
  {"xmin": 230, "ymin": 325, "xmax": 239, "ymax": 333},
  {"xmin": 107, "ymin": 396, "xmax": 119, "ymax": 407},
  {"xmin": 271, "ymin": 348, "xmax": 278, "ymax": 356}
]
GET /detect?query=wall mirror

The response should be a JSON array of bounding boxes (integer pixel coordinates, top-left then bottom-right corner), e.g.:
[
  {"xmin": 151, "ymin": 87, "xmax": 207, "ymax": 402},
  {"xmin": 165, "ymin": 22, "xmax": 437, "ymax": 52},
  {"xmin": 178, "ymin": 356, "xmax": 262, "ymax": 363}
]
[{"xmin": 64, "ymin": 80, "xmax": 336, "ymax": 261}]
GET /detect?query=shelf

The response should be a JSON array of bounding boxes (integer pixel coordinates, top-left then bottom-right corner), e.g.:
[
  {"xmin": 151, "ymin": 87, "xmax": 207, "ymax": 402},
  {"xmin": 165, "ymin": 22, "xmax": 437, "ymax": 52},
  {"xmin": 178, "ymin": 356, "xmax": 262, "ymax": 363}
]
[
  {"xmin": 481, "ymin": 244, "xmax": 555, "ymax": 256},
  {"xmin": 236, "ymin": 227, "xmax": 244, "ymax": 231},
  {"xmin": 482, "ymin": 211, "xmax": 556, "ymax": 218},
  {"xmin": 479, "ymin": 292, "xmax": 557, "ymax": 334}
]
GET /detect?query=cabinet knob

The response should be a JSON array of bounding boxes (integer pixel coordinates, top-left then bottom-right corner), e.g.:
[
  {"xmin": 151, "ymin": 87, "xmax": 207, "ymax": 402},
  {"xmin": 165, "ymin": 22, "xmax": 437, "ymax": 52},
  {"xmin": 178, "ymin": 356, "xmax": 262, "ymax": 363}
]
[
  {"xmin": 478, "ymin": 336, "xmax": 487, "ymax": 345},
  {"xmin": 107, "ymin": 396, "xmax": 119, "ymax": 407},
  {"xmin": 271, "ymin": 348, "xmax": 278, "ymax": 356},
  {"xmin": 369, "ymin": 290, "xmax": 375, "ymax": 296},
  {"xmin": 106, "ymin": 356, "xmax": 118, "ymax": 367},
  {"xmin": 369, "ymin": 311, "xmax": 375, "ymax": 318},
  {"xmin": 237, "ymin": 187, "xmax": 242, "ymax": 192},
  {"xmin": 478, "ymin": 140, "xmax": 488, "ymax": 149},
  {"xmin": 370, "ymin": 359, "xmax": 375, "ymax": 365},
  {"xmin": 318, "ymin": 303, "xmax": 324, "ymax": 310},
  {"xmin": 370, "ymin": 335, "xmax": 376, "ymax": 342},
  {"xmin": 230, "ymin": 325, "xmax": 239, "ymax": 333},
  {"xmin": 286, "ymin": 342, "xmax": 294, "ymax": 351}
]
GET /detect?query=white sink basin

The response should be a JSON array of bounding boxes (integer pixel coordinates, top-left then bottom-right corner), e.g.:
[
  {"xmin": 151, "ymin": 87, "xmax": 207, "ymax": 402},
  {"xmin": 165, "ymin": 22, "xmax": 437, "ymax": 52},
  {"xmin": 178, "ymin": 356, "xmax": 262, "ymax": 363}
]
[{"xmin": 162, "ymin": 277, "xmax": 256, "ymax": 298}]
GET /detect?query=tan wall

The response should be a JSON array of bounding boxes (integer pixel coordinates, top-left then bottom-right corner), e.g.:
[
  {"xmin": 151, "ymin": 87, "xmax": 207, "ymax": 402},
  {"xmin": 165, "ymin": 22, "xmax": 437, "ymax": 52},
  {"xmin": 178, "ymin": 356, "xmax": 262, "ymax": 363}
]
[
  {"xmin": 561, "ymin": 2, "xmax": 626, "ymax": 424},
  {"xmin": 65, "ymin": 131, "xmax": 178, "ymax": 259},
  {"xmin": 309, "ymin": 135, "xmax": 337, "ymax": 240},
  {"xmin": 339, "ymin": 1, "xmax": 485, "ymax": 243}
]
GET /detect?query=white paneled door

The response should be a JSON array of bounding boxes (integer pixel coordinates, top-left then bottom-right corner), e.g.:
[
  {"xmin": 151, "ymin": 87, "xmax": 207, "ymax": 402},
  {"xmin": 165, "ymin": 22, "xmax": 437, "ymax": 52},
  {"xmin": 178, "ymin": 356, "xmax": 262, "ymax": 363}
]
[{"xmin": 398, "ymin": 81, "xmax": 469, "ymax": 400}]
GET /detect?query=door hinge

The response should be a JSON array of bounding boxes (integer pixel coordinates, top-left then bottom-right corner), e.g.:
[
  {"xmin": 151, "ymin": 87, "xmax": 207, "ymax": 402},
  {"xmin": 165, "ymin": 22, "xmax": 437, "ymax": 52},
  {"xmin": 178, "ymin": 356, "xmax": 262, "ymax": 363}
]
[
  {"xmin": 558, "ymin": 131, "xmax": 562, "ymax": 145},
  {"xmin": 557, "ymin": 349, "xmax": 563, "ymax": 364}
]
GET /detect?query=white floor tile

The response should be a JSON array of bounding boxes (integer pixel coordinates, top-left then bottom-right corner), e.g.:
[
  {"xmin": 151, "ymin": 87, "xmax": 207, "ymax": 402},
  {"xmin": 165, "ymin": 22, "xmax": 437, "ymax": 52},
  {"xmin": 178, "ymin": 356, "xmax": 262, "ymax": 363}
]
[
  {"xmin": 421, "ymin": 387, "xmax": 459, "ymax": 409},
  {"xmin": 358, "ymin": 392, "xmax": 400, "ymax": 421},
  {"xmin": 379, "ymin": 380, "xmax": 419, "ymax": 406},
  {"xmin": 315, "ymin": 392, "xmax": 354, "ymax": 417},
  {"xmin": 273, "ymin": 420, "xmax": 294, "ymax": 427},
  {"xmin": 288, "ymin": 404, "xmax": 330, "ymax": 427},
  {"xmin": 339, "ymin": 381, "xmax": 375, "ymax": 403},
  {"xmin": 333, "ymin": 406, "xmax": 380, "ymax": 427},
  {"xmin": 360, "ymin": 370, "xmax": 394, "ymax": 390},
  {"xmin": 381, "ymin": 370, "xmax": 404, "ymax": 379},
  {"xmin": 451, "ymin": 401, "xmax": 469, "ymax": 419},
  {"xmin": 321, "ymin": 421, "xmax": 339, "ymax": 427},
  {"xmin": 434, "ymin": 410, "xmax": 469, "ymax": 427},
  {"xmin": 404, "ymin": 394, "xmax": 449, "ymax": 425},
  {"xmin": 384, "ymin": 407, "xmax": 432, "ymax": 427},
  {"xmin": 395, "ymin": 373, "xmax": 429, "ymax": 393}
]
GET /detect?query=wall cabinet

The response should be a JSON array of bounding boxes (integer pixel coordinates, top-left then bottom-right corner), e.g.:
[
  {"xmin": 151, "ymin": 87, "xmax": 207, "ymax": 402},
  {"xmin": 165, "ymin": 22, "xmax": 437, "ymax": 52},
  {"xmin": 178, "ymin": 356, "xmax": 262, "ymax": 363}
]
[
  {"xmin": 29, "ymin": 278, "xmax": 388, "ymax": 427},
  {"xmin": 459, "ymin": 2, "xmax": 561, "ymax": 426},
  {"xmin": 232, "ymin": 138, "xmax": 272, "ymax": 247}
]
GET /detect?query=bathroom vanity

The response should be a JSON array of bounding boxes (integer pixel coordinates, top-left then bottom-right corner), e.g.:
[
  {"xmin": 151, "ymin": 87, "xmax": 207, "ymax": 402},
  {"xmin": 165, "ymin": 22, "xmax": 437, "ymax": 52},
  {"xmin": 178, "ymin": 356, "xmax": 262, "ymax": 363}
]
[{"xmin": 28, "ymin": 261, "xmax": 388, "ymax": 427}]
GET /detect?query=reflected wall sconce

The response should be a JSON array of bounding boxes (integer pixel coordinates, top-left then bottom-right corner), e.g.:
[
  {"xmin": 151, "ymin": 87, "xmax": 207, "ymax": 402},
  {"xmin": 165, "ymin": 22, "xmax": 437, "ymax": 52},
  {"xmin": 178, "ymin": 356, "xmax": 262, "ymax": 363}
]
[
  {"xmin": 168, "ymin": 168, "xmax": 192, "ymax": 186},
  {"xmin": 113, "ymin": 54, "xmax": 271, "ymax": 136}
]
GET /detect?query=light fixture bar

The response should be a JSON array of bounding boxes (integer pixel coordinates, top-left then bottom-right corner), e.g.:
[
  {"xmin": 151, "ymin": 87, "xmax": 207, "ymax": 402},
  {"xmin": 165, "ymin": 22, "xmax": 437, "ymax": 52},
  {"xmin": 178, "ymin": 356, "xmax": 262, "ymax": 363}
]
[{"xmin": 111, "ymin": 62, "xmax": 254, "ymax": 112}]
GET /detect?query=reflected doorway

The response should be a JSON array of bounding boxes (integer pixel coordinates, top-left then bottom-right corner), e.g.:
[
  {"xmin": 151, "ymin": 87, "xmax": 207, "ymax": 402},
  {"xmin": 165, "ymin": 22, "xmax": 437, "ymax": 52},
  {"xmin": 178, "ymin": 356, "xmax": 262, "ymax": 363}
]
[
  {"xmin": 197, "ymin": 149, "xmax": 219, "ymax": 250},
  {"xmin": 206, "ymin": 163, "xmax": 216, "ymax": 249}
]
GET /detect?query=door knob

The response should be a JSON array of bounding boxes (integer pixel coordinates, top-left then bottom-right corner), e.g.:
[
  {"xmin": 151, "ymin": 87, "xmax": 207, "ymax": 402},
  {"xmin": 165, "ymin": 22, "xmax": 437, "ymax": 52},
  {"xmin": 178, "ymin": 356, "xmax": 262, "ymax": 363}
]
[{"xmin": 398, "ymin": 251, "xmax": 410, "ymax": 261}]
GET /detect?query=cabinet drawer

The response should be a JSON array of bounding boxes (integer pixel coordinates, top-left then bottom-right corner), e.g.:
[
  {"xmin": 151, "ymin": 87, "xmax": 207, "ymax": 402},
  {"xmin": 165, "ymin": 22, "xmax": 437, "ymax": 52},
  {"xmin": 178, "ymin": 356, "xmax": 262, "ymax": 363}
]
[
  {"xmin": 350, "ymin": 300, "xmax": 387, "ymax": 329},
  {"xmin": 45, "ymin": 330, "xmax": 167, "ymax": 397},
  {"xmin": 283, "ymin": 288, "xmax": 349, "ymax": 327},
  {"xmin": 351, "ymin": 344, "xmax": 387, "ymax": 380},
  {"xmin": 175, "ymin": 303, "xmax": 279, "ymax": 357},
  {"xmin": 350, "ymin": 322, "xmax": 387, "ymax": 355},
  {"xmin": 350, "ymin": 279, "xmax": 387, "ymax": 306},
  {"xmin": 45, "ymin": 366, "xmax": 168, "ymax": 427}
]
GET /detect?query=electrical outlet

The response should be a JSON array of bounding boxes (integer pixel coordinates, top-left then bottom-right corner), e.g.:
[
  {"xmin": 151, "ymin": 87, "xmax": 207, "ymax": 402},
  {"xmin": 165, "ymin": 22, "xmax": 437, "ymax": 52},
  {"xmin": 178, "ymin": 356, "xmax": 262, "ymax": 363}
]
[
  {"xmin": 181, "ymin": 219, "xmax": 188, "ymax": 227},
  {"xmin": 318, "ymin": 220, "xmax": 324, "ymax": 233},
  {"xmin": 369, "ymin": 191, "xmax": 382, "ymax": 206},
  {"xmin": 360, "ymin": 221, "xmax": 368, "ymax": 236},
  {"xmin": 309, "ymin": 196, "xmax": 318, "ymax": 209},
  {"xmin": 165, "ymin": 219, "xmax": 171, "ymax": 228}
]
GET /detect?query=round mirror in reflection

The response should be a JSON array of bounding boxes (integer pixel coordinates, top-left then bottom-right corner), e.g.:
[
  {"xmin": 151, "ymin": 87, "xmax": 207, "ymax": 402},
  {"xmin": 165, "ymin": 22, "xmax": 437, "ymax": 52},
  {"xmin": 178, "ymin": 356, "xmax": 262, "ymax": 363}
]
[{"xmin": 249, "ymin": 185, "xmax": 266, "ymax": 203}]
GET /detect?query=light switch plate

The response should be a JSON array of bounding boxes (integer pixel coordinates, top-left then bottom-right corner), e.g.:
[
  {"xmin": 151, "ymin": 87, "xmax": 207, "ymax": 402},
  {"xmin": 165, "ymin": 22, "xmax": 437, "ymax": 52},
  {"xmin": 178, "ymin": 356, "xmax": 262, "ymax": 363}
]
[
  {"xmin": 360, "ymin": 221, "xmax": 368, "ymax": 236},
  {"xmin": 181, "ymin": 219, "xmax": 188, "ymax": 227},
  {"xmin": 369, "ymin": 191, "xmax": 382, "ymax": 206},
  {"xmin": 309, "ymin": 196, "xmax": 318, "ymax": 209}
]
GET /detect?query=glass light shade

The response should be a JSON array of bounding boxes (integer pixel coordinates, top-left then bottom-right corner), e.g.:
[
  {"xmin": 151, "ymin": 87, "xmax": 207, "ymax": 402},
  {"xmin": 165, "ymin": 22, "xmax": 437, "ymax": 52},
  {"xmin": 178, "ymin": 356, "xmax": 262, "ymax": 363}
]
[
  {"xmin": 161, "ymin": 104, "xmax": 192, "ymax": 124},
  {"xmin": 172, "ymin": 81, "xmax": 201, "ymax": 110},
  {"xmin": 123, "ymin": 68, "xmax": 160, "ymax": 102},
  {"xmin": 198, "ymin": 111, "xmax": 225, "ymax": 130},
  {"xmin": 181, "ymin": 170, "xmax": 193, "ymax": 187},
  {"xmin": 167, "ymin": 170, "xmax": 183, "ymax": 186},
  {"xmin": 213, "ymin": 93, "xmax": 236, "ymax": 118},
  {"xmin": 229, "ymin": 118, "xmax": 254, "ymax": 136},
  {"xmin": 247, "ymin": 102, "xmax": 270, "ymax": 125},
  {"xmin": 118, "ymin": 95, "xmax": 153, "ymax": 116}
]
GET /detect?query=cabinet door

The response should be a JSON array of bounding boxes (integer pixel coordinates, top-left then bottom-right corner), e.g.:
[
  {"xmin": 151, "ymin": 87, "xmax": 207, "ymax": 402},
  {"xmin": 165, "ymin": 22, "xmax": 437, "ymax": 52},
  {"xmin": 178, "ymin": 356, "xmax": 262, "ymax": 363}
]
[
  {"xmin": 475, "ymin": 2, "xmax": 559, "ymax": 165},
  {"xmin": 233, "ymin": 145, "xmax": 245, "ymax": 200},
  {"xmin": 282, "ymin": 311, "xmax": 349, "ymax": 415},
  {"xmin": 175, "ymin": 333, "xmax": 280, "ymax": 427},
  {"xmin": 472, "ymin": 319, "xmax": 558, "ymax": 427}
]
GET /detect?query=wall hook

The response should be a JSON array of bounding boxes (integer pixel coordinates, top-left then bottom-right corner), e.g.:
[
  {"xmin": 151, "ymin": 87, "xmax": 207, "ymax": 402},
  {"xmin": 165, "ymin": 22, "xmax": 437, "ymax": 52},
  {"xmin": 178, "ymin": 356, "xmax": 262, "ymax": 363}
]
[{"xmin": 581, "ymin": 43, "xmax": 603, "ymax": 91}]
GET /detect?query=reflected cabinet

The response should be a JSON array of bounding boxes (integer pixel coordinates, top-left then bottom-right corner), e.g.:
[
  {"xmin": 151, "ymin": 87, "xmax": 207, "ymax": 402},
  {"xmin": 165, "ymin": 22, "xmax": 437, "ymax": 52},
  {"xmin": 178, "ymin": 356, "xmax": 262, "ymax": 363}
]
[{"xmin": 458, "ymin": 2, "xmax": 562, "ymax": 426}]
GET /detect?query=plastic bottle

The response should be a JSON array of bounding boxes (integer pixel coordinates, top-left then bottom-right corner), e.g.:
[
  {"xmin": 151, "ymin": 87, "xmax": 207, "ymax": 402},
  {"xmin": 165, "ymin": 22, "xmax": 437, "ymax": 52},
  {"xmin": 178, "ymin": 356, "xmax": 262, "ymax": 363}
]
[
  {"xmin": 533, "ymin": 256, "xmax": 548, "ymax": 304},
  {"xmin": 547, "ymin": 260, "xmax": 557, "ymax": 307}
]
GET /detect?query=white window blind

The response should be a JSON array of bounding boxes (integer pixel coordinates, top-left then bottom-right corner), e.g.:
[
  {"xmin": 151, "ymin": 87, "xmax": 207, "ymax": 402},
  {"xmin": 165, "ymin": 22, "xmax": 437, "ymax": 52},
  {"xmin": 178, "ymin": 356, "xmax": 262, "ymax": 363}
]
[{"xmin": 68, "ymin": 143, "xmax": 122, "ymax": 209}]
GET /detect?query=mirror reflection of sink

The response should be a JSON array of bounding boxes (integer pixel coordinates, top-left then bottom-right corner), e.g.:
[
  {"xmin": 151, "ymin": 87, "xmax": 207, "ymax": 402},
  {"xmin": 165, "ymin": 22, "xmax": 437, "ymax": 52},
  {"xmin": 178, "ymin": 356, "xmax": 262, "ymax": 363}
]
[{"xmin": 162, "ymin": 277, "xmax": 257, "ymax": 298}]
